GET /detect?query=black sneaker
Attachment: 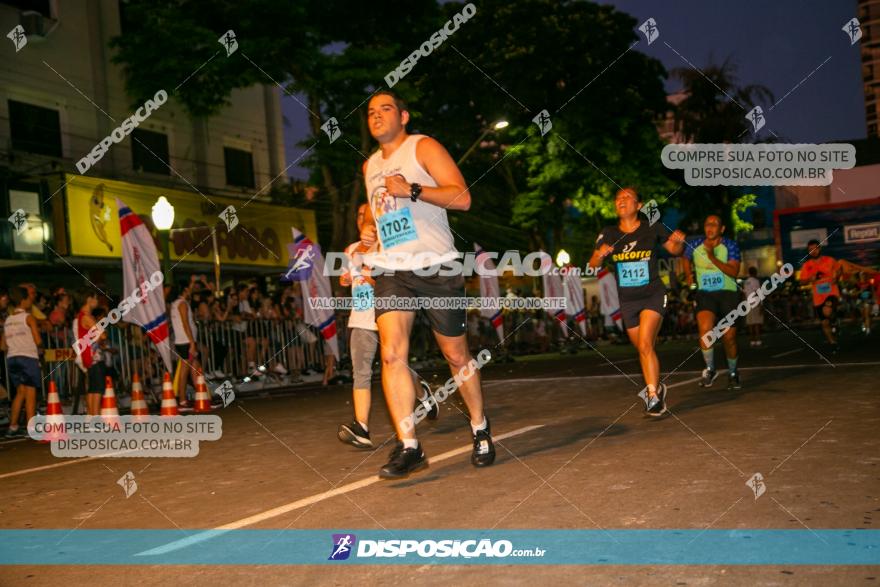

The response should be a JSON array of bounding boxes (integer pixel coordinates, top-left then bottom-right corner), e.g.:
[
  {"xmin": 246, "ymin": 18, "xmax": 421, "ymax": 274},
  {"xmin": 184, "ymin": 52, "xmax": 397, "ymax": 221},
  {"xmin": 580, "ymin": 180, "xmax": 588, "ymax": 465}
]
[
  {"xmin": 698, "ymin": 368, "xmax": 718, "ymax": 388},
  {"xmin": 646, "ymin": 384, "xmax": 668, "ymax": 417},
  {"xmin": 727, "ymin": 372, "xmax": 742, "ymax": 390},
  {"xmin": 4, "ymin": 427, "xmax": 24, "ymax": 439},
  {"xmin": 417, "ymin": 380, "xmax": 439, "ymax": 421},
  {"xmin": 338, "ymin": 421, "xmax": 373, "ymax": 449},
  {"xmin": 379, "ymin": 443, "xmax": 428, "ymax": 479},
  {"xmin": 471, "ymin": 418, "xmax": 496, "ymax": 467}
]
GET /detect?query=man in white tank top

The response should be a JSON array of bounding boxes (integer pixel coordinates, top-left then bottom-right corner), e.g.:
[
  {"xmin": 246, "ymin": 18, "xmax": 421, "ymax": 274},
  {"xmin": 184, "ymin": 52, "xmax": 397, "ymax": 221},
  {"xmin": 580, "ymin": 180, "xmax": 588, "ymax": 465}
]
[
  {"xmin": 359, "ymin": 91, "xmax": 495, "ymax": 478},
  {"xmin": 2, "ymin": 287, "xmax": 42, "ymax": 437},
  {"xmin": 170, "ymin": 284, "xmax": 201, "ymax": 409}
]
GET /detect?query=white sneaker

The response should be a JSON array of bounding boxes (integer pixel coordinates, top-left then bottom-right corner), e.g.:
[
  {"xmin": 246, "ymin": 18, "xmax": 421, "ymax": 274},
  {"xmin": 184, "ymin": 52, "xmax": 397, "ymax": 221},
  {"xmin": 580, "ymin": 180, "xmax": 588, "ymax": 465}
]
[{"xmin": 273, "ymin": 364, "xmax": 288, "ymax": 375}]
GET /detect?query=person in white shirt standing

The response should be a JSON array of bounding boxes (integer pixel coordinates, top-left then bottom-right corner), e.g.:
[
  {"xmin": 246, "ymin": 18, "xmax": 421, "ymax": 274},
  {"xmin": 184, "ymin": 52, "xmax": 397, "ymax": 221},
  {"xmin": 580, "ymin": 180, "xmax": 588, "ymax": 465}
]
[
  {"xmin": 170, "ymin": 284, "xmax": 200, "ymax": 410},
  {"xmin": 2, "ymin": 287, "xmax": 43, "ymax": 437},
  {"xmin": 359, "ymin": 91, "xmax": 495, "ymax": 478}
]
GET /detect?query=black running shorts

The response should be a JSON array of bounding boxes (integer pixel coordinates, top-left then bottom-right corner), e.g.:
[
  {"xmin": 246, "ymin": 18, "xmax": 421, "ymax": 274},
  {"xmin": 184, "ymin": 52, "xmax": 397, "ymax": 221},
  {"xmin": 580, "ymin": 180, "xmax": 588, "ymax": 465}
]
[
  {"xmin": 619, "ymin": 289, "xmax": 667, "ymax": 330},
  {"xmin": 373, "ymin": 270, "xmax": 467, "ymax": 337},
  {"xmin": 695, "ymin": 290, "xmax": 741, "ymax": 319},
  {"xmin": 815, "ymin": 295, "xmax": 839, "ymax": 320}
]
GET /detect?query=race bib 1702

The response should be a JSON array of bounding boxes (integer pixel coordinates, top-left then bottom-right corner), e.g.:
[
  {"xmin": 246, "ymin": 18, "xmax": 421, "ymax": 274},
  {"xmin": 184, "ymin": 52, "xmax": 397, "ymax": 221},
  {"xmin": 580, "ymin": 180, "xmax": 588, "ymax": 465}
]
[{"xmin": 378, "ymin": 207, "xmax": 418, "ymax": 249}]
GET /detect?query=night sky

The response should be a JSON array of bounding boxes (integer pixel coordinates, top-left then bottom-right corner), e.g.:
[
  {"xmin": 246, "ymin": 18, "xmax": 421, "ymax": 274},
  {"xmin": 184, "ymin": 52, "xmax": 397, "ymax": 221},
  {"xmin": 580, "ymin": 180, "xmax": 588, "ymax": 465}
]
[{"xmin": 281, "ymin": 0, "xmax": 867, "ymax": 180}]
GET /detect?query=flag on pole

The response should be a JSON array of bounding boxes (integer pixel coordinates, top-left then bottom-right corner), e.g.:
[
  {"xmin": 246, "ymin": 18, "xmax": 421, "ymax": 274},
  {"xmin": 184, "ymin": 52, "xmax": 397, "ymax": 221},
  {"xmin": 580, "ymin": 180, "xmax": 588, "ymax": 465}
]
[
  {"xmin": 291, "ymin": 227, "xmax": 339, "ymax": 360},
  {"xmin": 474, "ymin": 243, "xmax": 504, "ymax": 341},
  {"xmin": 598, "ymin": 268, "xmax": 623, "ymax": 331},
  {"xmin": 562, "ymin": 267, "xmax": 587, "ymax": 336},
  {"xmin": 116, "ymin": 198, "xmax": 172, "ymax": 371},
  {"xmin": 540, "ymin": 252, "xmax": 568, "ymax": 338}
]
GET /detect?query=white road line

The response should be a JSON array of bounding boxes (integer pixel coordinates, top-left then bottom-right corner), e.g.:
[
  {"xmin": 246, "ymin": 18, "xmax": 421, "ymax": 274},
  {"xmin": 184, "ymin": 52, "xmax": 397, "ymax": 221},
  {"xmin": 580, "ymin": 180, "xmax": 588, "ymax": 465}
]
[
  {"xmin": 0, "ymin": 450, "xmax": 134, "ymax": 481},
  {"xmin": 4, "ymin": 360, "xmax": 878, "ymax": 481},
  {"xmin": 772, "ymin": 349, "xmax": 803, "ymax": 358},
  {"xmin": 136, "ymin": 424, "xmax": 545, "ymax": 556}
]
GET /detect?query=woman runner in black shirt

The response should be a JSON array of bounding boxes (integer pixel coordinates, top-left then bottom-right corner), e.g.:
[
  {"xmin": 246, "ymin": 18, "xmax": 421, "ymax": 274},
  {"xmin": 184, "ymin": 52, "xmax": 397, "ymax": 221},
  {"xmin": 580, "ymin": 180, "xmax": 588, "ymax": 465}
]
[{"xmin": 589, "ymin": 188, "xmax": 686, "ymax": 416}]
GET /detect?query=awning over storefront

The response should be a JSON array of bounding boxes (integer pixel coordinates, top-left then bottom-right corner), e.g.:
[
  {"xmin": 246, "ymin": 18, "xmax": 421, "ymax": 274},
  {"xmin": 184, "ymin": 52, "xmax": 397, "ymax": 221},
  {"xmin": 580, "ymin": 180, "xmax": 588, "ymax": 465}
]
[{"xmin": 63, "ymin": 174, "xmax": 316, "ymax": 269}]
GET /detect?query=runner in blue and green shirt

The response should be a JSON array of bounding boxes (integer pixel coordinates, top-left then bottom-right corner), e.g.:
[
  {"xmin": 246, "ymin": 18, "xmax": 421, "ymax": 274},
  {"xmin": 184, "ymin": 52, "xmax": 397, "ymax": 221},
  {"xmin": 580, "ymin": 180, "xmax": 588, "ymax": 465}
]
[{"xmin": 682, "ymin": 215, "xmax": 742, "ymax": 390}]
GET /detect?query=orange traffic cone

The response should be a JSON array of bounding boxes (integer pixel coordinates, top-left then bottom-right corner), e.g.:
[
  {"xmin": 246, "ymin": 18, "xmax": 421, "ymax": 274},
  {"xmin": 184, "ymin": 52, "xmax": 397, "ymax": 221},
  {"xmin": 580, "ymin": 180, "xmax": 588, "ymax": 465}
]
[
  {"xmin": 39, "ymin": 380, "xmax": 67, "ymax": 443},
  {"xmin": 193, "ymin": 371, "xmax": 212, "ymax": 413},
  {"xmin": 130, "ymin": 373, "xmax": 149, "ymax": 421},
  {"xmin": 101, "ymin": 376, "xmax": 119, "ymax": 424},
  {"xmin": 160, "ymin": 372, "xmax": 179, "ymax": 417}
]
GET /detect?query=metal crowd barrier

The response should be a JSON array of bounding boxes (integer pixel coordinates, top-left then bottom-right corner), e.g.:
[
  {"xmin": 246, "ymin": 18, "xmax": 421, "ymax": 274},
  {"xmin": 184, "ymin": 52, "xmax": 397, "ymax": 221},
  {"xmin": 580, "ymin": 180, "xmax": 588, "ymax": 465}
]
[{"xmin": 0, "ymin": 318, "xmax": 349, "ymax": 407}]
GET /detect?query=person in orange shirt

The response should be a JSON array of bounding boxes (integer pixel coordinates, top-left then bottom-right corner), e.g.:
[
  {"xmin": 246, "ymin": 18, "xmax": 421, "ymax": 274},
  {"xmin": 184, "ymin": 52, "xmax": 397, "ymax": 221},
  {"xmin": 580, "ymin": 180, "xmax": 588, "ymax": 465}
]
[{"xmin": 799, "ymin": 239, "xmax": 842, "ymax": 350}]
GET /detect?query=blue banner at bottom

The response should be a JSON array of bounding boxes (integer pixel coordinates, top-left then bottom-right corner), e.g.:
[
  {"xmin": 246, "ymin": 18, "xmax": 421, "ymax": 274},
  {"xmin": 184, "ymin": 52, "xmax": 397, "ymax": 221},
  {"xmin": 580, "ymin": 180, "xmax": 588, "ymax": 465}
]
[{"xmin": 0, "ymin": 530, "xmax": 877, "ymax": 565}]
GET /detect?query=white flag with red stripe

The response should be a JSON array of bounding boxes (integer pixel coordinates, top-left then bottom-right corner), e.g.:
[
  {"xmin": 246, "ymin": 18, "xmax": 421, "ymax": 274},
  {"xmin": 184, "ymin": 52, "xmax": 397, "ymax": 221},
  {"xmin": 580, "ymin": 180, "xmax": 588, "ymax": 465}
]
[
  {"xmin": 562, "ymin": 267, "xmax": 587, "ymax": 336},
  {"xmin": 540, "ymin": 252, "xmax": 568, "ymax": 338},
  {"xmin": 116, "ymin": 198, "xmax": 172, "ymax": 371},
  {"xmin": 473, "ymin": 243, "xmax": 504, "ymax": 341},
  {"xmin": 291, "ymin": 227, "xmax": 339, "ymax": 360},
  {"xmin": 598, "ymin": 268, "xmax": 623, "ymax": 330}
]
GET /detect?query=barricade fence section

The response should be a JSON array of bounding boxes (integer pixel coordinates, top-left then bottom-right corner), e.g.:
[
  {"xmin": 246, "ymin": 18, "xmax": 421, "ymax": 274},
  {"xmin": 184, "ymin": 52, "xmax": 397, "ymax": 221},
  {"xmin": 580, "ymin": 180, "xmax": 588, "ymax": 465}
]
[{"xmin": 1, "ymin": 318, "xmax": 352, "ymax": 404}]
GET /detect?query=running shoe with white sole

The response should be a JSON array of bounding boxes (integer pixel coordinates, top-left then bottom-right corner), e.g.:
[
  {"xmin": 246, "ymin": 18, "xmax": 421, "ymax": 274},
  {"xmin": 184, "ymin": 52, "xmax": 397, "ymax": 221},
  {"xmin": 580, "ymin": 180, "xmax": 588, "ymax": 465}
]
[
  {"xmin": 338, "ymin": 421, "xmax": 373, "ymax": 449},
  {"xmin": 379, "ymin": 443, "xmax": 428, "ymax": 479},
  {"xmin": 727, "ymin": 372, "xmax": 742, "ymax": 390},
  {"xmin": 699, "ymin": 368, "xmax": 718, "ymax": 388},
  {"xmin": 471, "ymin": 417, "xmax": 496, "ymax": 467},
  {"xmin": 646, "ymin": 384, "xmax": 668, "ymax": 417}
]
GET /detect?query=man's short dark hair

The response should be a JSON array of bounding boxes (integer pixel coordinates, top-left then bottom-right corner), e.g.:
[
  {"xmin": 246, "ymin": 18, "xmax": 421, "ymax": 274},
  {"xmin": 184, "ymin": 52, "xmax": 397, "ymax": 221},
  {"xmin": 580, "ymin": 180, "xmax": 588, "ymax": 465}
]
[
  {"xmin": 748, "ymin": 266, "xmax": 758, "ymax": 276},
  {"xmin": 10, "ymin": 286, "xmax": 29, "ymax": 306},
  {"xmin": 370, "ymin": 90, "xmax": 408, "ymax": 114},
  {"xmin": 807, "ymin": 239, "xmax": 821, "ymax": 247}
]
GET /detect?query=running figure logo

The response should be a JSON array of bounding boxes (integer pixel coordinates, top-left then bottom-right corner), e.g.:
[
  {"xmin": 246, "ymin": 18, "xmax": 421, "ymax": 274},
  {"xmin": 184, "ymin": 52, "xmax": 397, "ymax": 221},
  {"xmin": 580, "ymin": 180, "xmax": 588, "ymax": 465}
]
[
  {"xmin": 532, "ymin": 109, "xmax": 552, "ymax": 136},
  {"xmin": 745, "ymin": 472, "xmax": 766, "ymax": 500},
  {"xmin": 8, "ymin": 209, "xmax": 27, "ymax": 236},
  {"xmin": 638, "ymin": 18, "xmax": 660, "ymax": 45},
  {"xmin": 328, "ymin": 533, "xmax": 356, "ymax": 560},
  {"xmin": 7, "ymin": 24, "xmax": 26, "ymax": 52},
  {"xmin": 745, "ymin": 106, "xmax": 765, "ymax": 133},
  {"xmin": 283, "ymin": 244, "xmax": 316, "ymax": 281},
  {"xmin": 117, "ymin": 471, "xmax": 138, "ymax": 498},
  {"xmin": 219, "ymin": 30, "xmax": 238, "ymax": 56},
  {"xmin": 219, "ymin": 205, "xmax": 239, "ymax": 231},
  {"xmin": 321, "ymin": 117, "xmax": 341, "ymax": 143},
  {"xmin": 216, "ymin": 380, "xmax": 235, "ymax": 407},
  {"xmin": 640, "ymin": 199, "xmax": 660, "ymax": 226},
  {"xmin": 843, "ymin": 18, "xmax": 862, "ymax": 45}
]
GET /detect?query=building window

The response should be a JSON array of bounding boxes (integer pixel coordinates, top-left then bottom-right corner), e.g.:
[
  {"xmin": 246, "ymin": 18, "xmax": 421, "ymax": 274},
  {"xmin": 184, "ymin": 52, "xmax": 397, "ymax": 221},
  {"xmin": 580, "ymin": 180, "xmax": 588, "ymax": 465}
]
[
  {"xmin": 8, "ymin": 99, "xmax": 62, "ymax": 157},
  {"xmin": 131, "ymin": 128, "xmax": 170, "ymax": 175},
  {"xmin": 224, "ymin": 147, "xmax": 255, "ymax": 188}
]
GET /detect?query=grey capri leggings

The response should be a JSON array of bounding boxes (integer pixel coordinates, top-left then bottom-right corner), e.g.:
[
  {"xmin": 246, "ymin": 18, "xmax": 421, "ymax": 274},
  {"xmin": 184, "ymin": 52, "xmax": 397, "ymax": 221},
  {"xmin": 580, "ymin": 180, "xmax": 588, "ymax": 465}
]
[{"xmin": 350, "ymin": 327, "xmax": 378, "ymax": 389}]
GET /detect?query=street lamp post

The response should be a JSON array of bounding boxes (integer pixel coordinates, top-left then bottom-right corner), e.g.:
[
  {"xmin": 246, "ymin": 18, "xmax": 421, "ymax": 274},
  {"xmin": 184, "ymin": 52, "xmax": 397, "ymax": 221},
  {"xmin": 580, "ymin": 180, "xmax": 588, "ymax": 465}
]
[
  {"xmin": 457, "ymin": 120, "xmax": 509, "ymax": 166},
  {"xmin": 151, "ymin": 196, "xmax": 175, "ymax": 285}
]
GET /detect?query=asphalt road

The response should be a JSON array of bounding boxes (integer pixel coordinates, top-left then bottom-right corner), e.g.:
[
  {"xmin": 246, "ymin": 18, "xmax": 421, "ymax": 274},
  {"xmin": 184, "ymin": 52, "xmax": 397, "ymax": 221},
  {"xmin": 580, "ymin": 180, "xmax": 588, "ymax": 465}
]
[{"xmin": 0, "ymin": 328, "xmax": 878, "ymax": 585}]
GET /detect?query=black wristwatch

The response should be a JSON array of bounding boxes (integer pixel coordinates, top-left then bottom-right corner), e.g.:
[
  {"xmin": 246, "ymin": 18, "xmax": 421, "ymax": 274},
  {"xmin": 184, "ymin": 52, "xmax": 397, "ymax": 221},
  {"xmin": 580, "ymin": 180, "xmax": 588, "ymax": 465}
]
[{"xmin": 409, "ymin": 182, "xmax": 422, "ymax": 202}]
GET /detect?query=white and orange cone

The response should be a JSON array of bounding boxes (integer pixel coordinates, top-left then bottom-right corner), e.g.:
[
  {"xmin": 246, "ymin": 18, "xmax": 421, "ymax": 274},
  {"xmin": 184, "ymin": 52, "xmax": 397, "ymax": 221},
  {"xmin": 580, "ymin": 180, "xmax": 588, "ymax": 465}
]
[
  {"xmin": 193, "ymin": 371, "xmax": 212, "ymax": 413},
  {"xmin": 160, "ymin": 372, "xmax": 179, "ymax": 417},
  {"xmin": 100, "ymin": 376, "xmax": 120, "ymax": 424},
  {"xmin": 129, "ymin": 373, "xmax": 150, "ymax": 421},
  {"xmin": 40, "ymin": 380, "xmax": 68, "ymax": 443}
]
